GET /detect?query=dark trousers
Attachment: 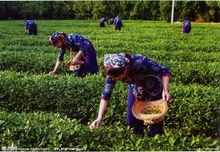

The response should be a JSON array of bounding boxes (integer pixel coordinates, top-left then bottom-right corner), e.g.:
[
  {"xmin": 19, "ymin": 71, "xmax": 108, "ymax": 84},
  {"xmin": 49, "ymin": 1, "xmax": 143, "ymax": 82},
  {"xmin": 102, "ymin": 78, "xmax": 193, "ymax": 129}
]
[
  {"xmin": 100, "ymin": 22, "xmax": 105, "ymax": 27},
  {"xmin": 28, "ymin": 23, "xmax": 37, "ymax": 35},
  {"xmin": 76, "ymin": 47, "xmax": 99, "ymax": 77},
  {"xmin": 183, "ymin": 27, "xmax": 191, "ymax": 33},
  {"xmin": 114, "ymin": 25, "xmax": 122, "ymax": 31},
  {"xmin": 76, "ymin": 64, "xmax": 87, "ymax": 78}
]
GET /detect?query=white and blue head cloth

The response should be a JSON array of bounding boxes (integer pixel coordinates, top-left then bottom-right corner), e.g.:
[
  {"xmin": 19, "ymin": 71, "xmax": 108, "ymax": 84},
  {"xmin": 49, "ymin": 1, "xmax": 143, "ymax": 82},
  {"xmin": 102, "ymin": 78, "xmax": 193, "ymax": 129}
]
[
  {"xmin": 49, "ymin": 33, "xmax": 62, "ymax": 42},
  {"xmin": 49, "ymin": 32, "xmax": 67, "ymax": 42},
  {"xmin": 104, "ymin": 53, "xmax": 128, "ymax": 70}
]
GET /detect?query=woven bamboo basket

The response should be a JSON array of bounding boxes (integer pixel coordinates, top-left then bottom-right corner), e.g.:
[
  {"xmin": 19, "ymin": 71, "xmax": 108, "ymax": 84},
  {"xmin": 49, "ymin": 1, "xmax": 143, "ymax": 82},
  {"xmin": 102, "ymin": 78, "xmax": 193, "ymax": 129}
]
[{"xmin": 132, "ymin": 98, "xmax": 168, "ymax": 125}]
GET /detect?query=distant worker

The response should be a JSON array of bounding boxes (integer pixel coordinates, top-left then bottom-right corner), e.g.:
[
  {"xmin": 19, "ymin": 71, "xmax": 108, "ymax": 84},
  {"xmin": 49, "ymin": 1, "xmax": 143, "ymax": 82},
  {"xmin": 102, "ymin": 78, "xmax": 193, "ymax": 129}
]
[
  {"xmin": 109, "ymin": 17, "xmax": 115, "ymax": 25},
  {"xmin": 181, "ymin": 16, "xmax": 191, "ymax": 34},
  {"xmin": 113, "ymin": 16, "xmax": 123, "ymax": 31},
  {"xmin": 24, "ymin": 19, "xmax": 37, "ymax": 35},
  {"xmin": 100, "ymin": 17, "xmax": 109, "ymax": 27},
  {"xmin": 49, "ymin": 32, "xmax": 99, "ymax": 77}
]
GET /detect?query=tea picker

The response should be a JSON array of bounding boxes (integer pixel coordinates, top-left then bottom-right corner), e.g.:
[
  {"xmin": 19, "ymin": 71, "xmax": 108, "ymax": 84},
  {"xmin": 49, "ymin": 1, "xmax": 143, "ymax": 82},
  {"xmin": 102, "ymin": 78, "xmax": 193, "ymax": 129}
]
[
  {"xmin": 109, "ymin": 18, "xmax": 115, "ymax": 25},
  {"xmin": 181, "ymin": 16, "xmax": 191, "ymax": 34},
  {"xmin": 24, "ymin": 19, "xmax": 37, "ymax": 35},
  {"xmin": 113, "ymin": 16, "xmax": 124, "ymax": 31},
  {"xmin": 90, "ymin": 53, "xmax": 171, "ymax": 136},
  {"xmin": 99, "ymin": 17, "xmax": 109, "ymax": 27},
  {"xmin": 48, "ymin": 32, "xmax": 99, "ymax": 77}
]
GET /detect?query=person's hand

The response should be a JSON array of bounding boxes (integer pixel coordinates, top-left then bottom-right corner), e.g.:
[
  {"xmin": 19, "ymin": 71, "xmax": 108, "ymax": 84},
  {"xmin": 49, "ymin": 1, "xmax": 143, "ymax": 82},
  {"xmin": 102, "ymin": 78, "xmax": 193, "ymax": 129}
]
[
  {"xmin": 71, "ymin": 58, "xmax": 78, "ymax": 64},
  {"xmin": 49, "ymin": 71, "xmax": 56, "ymax": 75},
  {"xmin": 90, "ymin": 118, "xmax": 102, "ymax": 129},
  {"xmin": 66, "ymin": 59, "xmax": 77, "ymax": 66},
  {"xmin": 71, "ymin": 58, "xmax": 84, "ymax": 66},
  {"xmin": 162, "ymin": 90, "xmax": 170, "ymax": 102}
]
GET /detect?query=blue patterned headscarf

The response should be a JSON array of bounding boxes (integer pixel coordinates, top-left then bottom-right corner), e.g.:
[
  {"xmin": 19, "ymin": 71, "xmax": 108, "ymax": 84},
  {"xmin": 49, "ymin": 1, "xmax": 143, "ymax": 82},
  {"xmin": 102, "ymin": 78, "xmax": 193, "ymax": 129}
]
[
  {"xmin": 49, "ymin": 33, "xmax": 61, "ymax": 42},
  {"xmin": 49, "ymin": 32, "xmax": 67, "ymax": 42},
  {"xmin": 104, "ymin": 53, "xmax": 128, "ymax": 70}
]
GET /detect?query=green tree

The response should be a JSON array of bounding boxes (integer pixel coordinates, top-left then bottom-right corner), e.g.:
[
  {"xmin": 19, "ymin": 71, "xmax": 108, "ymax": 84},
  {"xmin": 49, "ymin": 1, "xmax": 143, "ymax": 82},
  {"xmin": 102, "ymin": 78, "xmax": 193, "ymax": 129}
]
[
  {"xmin": 180, "ymin": 1, "xmax": 198, "ymax": 21},
  {"xmin": 0, "ymin": 2, "xmax": 7, "ymax": 19},
  {"xmin": 206, "ymin": 1, "xmax": 219, "ymax": 21},
  {"xmin": 130, "ymin": 1, "xmax": 142, "ymax": 20},
  {"xmin": 0, "ymin": 1, "xmax": 219, "ymax": 21},
  {"xmin": 129, "ymin": 1, "xmax": 153, "ymax": 20},
  {"xmin": 119, "ymin": 1, "xmax": 133, "ymax": 19},
  {"xmin": 92, "ymin": 1, "xmax": 107, "ymax": 19},
  {"xmin": 0, "ymin": 2, "xmax": 23, "ymax": 19},
  {"xmin": 20, "ymin": 2, "xmax": 47, "ymax": 19},
  {"xmin": 149, "ymin": 1, "xmax": 161, "ymax": 20},
  {"xmin": 193, "ymin": 1, "xmax": 209, "ymax": 21},
  {"xmin": 160, "ymin": 1, "xmax": 172, "ymax": 22}
]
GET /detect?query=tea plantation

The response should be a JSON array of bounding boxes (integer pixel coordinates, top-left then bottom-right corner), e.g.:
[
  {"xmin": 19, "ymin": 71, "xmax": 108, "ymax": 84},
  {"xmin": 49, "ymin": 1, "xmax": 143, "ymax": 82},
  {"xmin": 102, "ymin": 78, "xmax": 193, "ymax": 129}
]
[{"xmin": 0, "ymin": 20, "xmax": 219, "ymax": 150}]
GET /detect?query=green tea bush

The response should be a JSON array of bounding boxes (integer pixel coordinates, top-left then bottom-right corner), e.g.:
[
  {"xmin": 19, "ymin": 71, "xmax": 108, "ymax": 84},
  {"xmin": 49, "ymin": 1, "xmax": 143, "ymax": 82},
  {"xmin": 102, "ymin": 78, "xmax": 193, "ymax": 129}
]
[
  {"xmin": 165, "ymin": 61, "xmax": 220, "ymax": 87},
  {"xmin": 0, "ymin": 111, "xmax": 219, "ymax": 151},
  {"xmin": 0, "ymin": 52, "xmax": 54, "ymax": 73},
  {"xmin": 0, "ymin": 71, "xmax": 219, "ymax": 137},
  {"xmin": 0, "ymin": 20, "xmax": 219, "ymax": 150},
  {"xmin": 0, "ymin": 51, "xmax": 219, "ymax": 86}
]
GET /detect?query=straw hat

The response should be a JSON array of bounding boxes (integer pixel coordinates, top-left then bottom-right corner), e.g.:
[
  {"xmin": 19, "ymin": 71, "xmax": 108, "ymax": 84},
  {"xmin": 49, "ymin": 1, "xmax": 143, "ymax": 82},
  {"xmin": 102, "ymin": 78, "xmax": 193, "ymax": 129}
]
[{"xmin": 132, "ymin": 98, "xmax": 168, "ymax": 125}]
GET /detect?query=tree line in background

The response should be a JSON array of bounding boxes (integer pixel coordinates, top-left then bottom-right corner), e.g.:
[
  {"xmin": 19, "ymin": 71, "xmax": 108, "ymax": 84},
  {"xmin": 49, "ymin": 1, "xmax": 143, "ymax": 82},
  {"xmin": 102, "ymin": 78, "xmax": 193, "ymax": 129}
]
[{"xmin": 0, "ymin": 1, "xmax": 220, "ymax": 22}]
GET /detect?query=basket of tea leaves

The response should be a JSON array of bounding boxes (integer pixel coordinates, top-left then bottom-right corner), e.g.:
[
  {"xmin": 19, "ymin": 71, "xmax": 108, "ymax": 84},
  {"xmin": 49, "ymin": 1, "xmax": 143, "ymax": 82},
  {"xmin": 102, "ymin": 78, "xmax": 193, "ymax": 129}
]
[
  {"xmin": 132, "ymin": 99, "xmax": 168, "ymax": 125},
  {"xmin": 66, "ymin": 60, "xmax": 84, "ymax": 72}
]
